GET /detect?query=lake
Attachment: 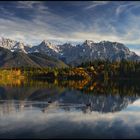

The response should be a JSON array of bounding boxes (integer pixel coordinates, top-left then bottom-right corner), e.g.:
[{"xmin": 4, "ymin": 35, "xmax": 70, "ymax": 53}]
[{"xmin": 0, "ymin": 79, "xmax": 140, "ymax": 139}]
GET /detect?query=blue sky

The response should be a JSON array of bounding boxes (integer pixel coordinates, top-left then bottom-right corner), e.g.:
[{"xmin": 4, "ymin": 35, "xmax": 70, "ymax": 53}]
[{"xmin": 0, "ymin": 1, "xmax": 140, "ymax": 54}]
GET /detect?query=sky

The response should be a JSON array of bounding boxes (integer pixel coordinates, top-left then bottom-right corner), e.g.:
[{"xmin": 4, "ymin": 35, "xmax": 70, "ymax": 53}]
[{"xmin": 0, "ymin": 1, "xmax": 140, "ymax": 55}]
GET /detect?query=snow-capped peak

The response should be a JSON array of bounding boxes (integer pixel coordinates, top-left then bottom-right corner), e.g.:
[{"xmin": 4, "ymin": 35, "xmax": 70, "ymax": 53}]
[
  {"xmin": 83, "ymin": 40, "xmax": 94, "ymax": 46},
  {"xmin": 0, "ymin": 37, "xmax": 30, "ymax": 53},
  {"xmin": 34, "ymin": 40, "xmax": 60, "ymax": 53},
  {"xmin": 42, "ymin": 40, "xmax": 51, "ymax": 46},
  {"xmin": 0, "ymin": 37, "xmax": 17, "ymax": 50}
]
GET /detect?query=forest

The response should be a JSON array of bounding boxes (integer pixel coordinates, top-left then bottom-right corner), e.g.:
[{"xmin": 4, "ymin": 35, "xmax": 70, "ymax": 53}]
[{"xmin": 0, "ymin": 59, "xmax": 140, "ymax": 82}]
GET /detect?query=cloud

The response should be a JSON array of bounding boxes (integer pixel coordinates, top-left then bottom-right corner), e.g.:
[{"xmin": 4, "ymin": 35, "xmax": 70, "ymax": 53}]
[
  {"xmin": 84, "ymin": 1, "xmax": 109, "ymax": 10},
  {"xmin": 17, "ymin": 1, "xmax": 47, "ymax": 11},
  {"xmin": 0, "ymin": 1, "xmax": 140, "ymax": 54},
  {"xmin": 116, "ymin": 2, "xmax": 133, "ymax": 16},
  {"xmin": 115, "ymin": 2, "xmax": 140, "ymax": 17}
]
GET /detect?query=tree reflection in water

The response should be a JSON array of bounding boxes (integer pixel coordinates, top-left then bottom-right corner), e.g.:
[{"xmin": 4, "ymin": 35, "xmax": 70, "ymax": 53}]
[{"xmin": 0, "ymin": 78, "xmax": 140, "ymax": 114}]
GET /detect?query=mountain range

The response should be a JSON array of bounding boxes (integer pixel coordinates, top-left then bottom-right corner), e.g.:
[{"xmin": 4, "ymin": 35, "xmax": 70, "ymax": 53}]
[{"xmin": 0, "ymin": 37, "xmax": 139, "ymax": 67}]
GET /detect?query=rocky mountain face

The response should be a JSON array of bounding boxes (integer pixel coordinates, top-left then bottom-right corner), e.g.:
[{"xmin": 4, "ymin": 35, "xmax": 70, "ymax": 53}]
[
  {"xmin": 0, "ymin": 37, "xmax": 139, "ymax": 66},
  {"xmin": 30, "ymin": 40, "xmax": 59, "ymax": 58},
  {"xmin": 57, "ymin": 40, "xmax": 140, "ymax": 65},
  {"xmin": 30, "ymin": 39, "xmax": 140, "ymax": 65}
]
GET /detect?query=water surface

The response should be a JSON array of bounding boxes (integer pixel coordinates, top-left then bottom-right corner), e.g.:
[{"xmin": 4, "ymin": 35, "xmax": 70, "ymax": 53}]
[{"xmin": 0, "ymin": 80, "xmax": 140, "ymax": 139}]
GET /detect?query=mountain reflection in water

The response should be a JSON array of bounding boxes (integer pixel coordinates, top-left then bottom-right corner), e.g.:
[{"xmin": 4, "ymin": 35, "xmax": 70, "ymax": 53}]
[{"xmin": 0, "ymin": 79, "xmax": 140, "ymax": 138}]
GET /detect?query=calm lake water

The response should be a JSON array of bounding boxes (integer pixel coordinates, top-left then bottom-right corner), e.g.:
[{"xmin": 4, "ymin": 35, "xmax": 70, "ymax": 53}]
[{"xmin": 0, "ymin": 80, "xmax": 140, "ymax": 139}]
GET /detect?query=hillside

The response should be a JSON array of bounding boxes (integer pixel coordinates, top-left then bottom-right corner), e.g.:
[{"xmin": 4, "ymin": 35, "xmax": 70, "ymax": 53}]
[{"xmin": 0, "ymin": 47, "xmax": 67, "ymax": 68}]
